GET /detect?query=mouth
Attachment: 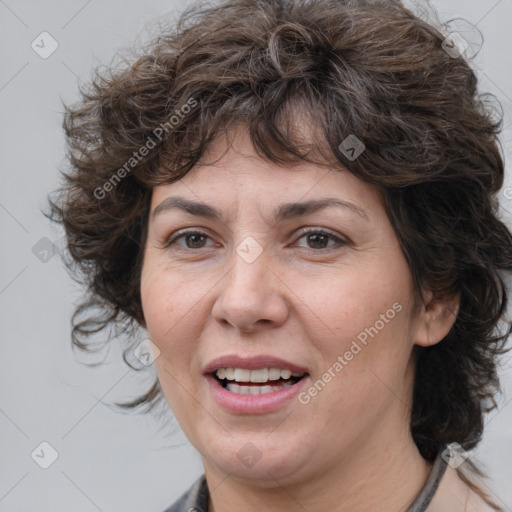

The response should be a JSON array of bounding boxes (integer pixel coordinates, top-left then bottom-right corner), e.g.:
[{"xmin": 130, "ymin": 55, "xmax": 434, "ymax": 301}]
[
  {"xmin": 211, "ymin": 367, "xmax": 309, "ymax": 395},
  {"xmin": 203, "ymin": 355, "xmax": 310, "ymax": 412}
]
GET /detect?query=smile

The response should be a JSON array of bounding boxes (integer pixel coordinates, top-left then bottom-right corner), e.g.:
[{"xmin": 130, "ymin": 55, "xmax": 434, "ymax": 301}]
[
  {"xmin": 205, "ymin": 372, "xmax": 310, "ymax": 414},
  {"xmin": 214, "ymin": 367, "xmax": 307, "ymax": 395}
]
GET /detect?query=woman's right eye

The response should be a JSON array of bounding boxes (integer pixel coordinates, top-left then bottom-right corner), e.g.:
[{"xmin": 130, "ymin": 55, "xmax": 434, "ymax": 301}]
[{"xmin": 166, "ymin": 230, "xmax": 214, "ymax": 249}]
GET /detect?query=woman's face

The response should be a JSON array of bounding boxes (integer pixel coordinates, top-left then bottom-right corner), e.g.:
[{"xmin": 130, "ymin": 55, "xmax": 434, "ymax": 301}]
[{"xmin": 140, "ymin": 129, "xmax": 431, "ymax": 486}]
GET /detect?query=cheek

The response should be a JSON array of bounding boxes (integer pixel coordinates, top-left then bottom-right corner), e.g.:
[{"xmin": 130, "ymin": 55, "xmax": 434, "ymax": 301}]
[
  {"xmin": 141, "ymin": 271, "xmax": 197, "ymax": 406},
  {"xmin": 140, "ymin": 264, "xmax": 214, "ymax": 383},
  {"xmin": 141, "ymin": 256, "xmax": 197, "ymax": 324},
  {"xmin": 141, "ymin": 271, "xmax": 169, "ymax": 333},
  {"xmin": 140, "ymin": 266, "xmax": 188, "ymax": 354},
  {"xmin": 306, "ymin": 265, "xmax": 408, "ymax": 331},
  {"xmin": 305, "ymin": 267, "xmax": 413, "ymax": 378}
]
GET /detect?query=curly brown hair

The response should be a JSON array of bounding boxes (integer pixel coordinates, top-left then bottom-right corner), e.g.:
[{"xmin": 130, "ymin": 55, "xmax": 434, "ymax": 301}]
[{"xmin": 49, "ymin": 0, "xmax": 512, "ymax": 505}]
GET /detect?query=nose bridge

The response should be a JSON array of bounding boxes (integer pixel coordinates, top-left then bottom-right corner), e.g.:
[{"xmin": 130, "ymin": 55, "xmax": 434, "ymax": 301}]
[
  {"xmin": 227, "ymin": 234, "xmax": 270, "ymax": 302},
  {"xmin": 212, "ymin": 234, "xmax": 287, "ymax": 330}
]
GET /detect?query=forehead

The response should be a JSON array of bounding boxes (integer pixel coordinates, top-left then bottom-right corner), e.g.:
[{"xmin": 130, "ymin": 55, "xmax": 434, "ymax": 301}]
[{"xmin": 151, "ymin": 127, "xmax": 385, "ymax": 220}]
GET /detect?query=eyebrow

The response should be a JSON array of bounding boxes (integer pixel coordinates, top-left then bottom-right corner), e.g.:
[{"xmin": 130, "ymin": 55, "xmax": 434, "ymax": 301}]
[{"xmin": 152, "ymin": 196, "xmax": 369, "ymax": 222}]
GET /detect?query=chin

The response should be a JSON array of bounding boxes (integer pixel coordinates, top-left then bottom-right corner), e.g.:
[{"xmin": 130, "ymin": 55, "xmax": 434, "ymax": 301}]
[{"xmin": 202, "ymin": 436, "xmax": 311, "ymax": 486}]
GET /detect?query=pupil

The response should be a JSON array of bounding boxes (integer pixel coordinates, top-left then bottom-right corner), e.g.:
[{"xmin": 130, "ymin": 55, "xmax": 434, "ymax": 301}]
[
  {"xmin": 308, "ymin": 234, "xmax": 327, "ymax": 249},
  {"xmin": 187, "ymin": 234, "xmax": 205, "ymax": 248}
]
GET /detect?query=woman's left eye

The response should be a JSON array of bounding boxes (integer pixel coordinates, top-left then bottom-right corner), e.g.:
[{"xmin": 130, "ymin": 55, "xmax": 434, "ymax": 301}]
[
  {"xmin": 294, "ymin": 229, "xmax": 347, "ymax": 250},
  {"xmin": 165, "ymin": 228, "xmax": 346, "ymax": 251}
]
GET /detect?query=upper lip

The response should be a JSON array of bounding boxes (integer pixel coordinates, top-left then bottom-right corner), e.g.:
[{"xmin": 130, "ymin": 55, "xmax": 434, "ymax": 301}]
[{"xmin": 203, "ymin": 355, "xmax": 309, "ymax": 375}]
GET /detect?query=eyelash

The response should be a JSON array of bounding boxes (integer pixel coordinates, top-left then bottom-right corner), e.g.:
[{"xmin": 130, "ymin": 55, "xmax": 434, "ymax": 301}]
[{"xmin": 165, "ymin": 228, "xmax": 347, "ymax": 251}]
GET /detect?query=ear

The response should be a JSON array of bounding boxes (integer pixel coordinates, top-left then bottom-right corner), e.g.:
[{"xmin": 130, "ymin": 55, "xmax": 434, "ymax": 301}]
[{"xmin": 413, "ymin": 289, "xmax": 460, "ymax": 347}]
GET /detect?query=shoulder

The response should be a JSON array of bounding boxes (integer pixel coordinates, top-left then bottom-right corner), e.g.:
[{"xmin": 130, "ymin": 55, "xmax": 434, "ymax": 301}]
[
  {"xmin": 160, "ymin": 474, "xmax": 209, "ymax": 512},
  {"xmin": 428, "ymin": 463, "xmax": 499, "ymax": 512}
]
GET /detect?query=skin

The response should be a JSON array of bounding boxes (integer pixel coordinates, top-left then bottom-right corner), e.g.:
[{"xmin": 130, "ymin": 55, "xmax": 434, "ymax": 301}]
[{"xmin": 140, "ymin": 127, "xmax": 459, "ymax": 512}]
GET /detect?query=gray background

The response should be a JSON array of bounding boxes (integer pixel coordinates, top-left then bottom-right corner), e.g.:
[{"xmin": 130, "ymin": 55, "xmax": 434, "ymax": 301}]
[{"xmin": 1, "ymin": 1, "xmax": 511, "ymax": 511}]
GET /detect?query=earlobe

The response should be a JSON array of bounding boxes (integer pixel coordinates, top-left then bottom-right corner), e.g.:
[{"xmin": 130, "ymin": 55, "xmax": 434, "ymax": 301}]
[{"xmin": 413, "ymin": 291, "xmax": 460, "ymax": 347}]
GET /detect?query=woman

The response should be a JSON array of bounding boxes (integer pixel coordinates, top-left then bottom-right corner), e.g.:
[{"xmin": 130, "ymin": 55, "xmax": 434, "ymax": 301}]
[{"xmin": 49, "ymin": 0, "xmax": 512, "ymax": 510}]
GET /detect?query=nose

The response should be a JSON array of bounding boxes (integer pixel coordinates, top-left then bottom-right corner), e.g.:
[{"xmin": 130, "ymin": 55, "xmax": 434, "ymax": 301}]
[{"xmin": 211, "ymin": 241, "xmax": 289, "ymax": 334}]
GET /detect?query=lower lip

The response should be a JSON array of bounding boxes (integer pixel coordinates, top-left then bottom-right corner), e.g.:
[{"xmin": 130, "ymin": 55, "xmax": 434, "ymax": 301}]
[{"xmin": 204, "ymin": 374, "xmax": 310, "ymax": 414}]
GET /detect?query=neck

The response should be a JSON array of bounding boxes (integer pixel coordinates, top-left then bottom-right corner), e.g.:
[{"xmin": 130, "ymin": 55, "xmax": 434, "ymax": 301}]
[{"xmin": 203, "ymin": 426, "xmax": 432, "ymax": 512}]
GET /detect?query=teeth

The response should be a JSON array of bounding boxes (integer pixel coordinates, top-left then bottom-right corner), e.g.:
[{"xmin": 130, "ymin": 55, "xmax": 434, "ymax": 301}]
[
  {"xmin": 281, "ymin": 369, "xmax": 292, "ymax": 379},
  {"xmin": 249, "ymin": 368, "xmax": 268, "ymax": 382},
  {"xmin": 225, "ymin": 381, "xmax": 295, "ymax": 394},
  {"xmin": 234, "ymin": 368, "xmax": 251, "ymax": 382},
  {"xmin": 268, "ymin": 368, "xmax": 282, "ymax": 380},
  {"xmin": 215, "ymin": 367, "xmax": 305, "ymax": 383}
]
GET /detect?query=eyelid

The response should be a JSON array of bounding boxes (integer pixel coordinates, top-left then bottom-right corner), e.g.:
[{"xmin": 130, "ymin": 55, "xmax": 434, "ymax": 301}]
[{"xmin": 294, "ymin": 226, "xmax": 347, "ymax": 241}]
